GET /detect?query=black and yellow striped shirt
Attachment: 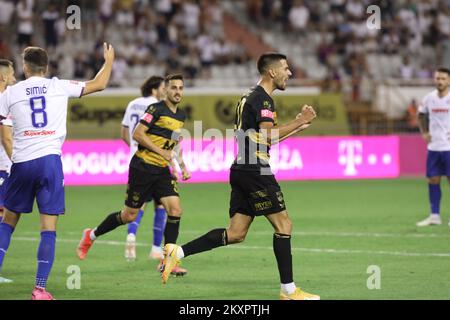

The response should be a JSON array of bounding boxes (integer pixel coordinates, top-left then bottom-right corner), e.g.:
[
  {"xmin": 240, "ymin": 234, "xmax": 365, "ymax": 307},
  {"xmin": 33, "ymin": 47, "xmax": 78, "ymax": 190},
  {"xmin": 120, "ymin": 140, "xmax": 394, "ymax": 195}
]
[
  {"xmin": 135, "ymin": 100, "xmax": 186, "ymax": 169},
  {"xmin": 232, "ymin": 86, "xmax": 277, "ymax": 171}
]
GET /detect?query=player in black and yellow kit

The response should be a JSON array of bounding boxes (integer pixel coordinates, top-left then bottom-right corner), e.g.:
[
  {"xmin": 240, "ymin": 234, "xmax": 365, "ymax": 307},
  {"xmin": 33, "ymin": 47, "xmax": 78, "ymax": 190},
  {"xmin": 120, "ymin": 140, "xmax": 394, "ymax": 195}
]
[
  {"xmin": 162, "ymin": 54, "xmax": 320, "ymax": 300},
  {"xmin": 77, "ymin": 75, "xmax": 189, "ymax": 272}
]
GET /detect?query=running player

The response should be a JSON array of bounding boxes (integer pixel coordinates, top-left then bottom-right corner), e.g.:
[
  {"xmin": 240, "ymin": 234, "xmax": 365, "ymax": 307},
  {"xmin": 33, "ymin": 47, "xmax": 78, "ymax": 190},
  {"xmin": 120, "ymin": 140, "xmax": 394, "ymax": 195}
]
[
  {"xmin": 121, "ymin": 76, "xmax": 190, "ymax": 264},
  {"xmin": 77, "ymin": 74, "xmax": 189, "ymax": 277},
  {"xmin": 416, "ymin": 67, "xmax": 450, "ymax": 227},
  {"xmin": 0, "ymin": 43, "xmax": 115, "ymax": 299},
  {"xmin": 0, "ymin": 59, "xmax": 15, "ymax": 284},
  {"xmin": 161, "ymin": 53, "xmax": 320, "ymax": 300},
  {"xmin": 121, "ymin": 76, "xmax": 168, "ymax": 262}
]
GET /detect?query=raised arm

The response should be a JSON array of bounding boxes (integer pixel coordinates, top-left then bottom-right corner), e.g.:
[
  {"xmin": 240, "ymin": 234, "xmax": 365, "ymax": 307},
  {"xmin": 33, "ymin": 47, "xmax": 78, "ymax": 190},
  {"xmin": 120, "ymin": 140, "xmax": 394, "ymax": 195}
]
[
  {"xmin": 82, "ymin": 43, "xmax": 115, "ymax": 96},
  {"xmin": 260, "ymin": 105, "xmax": 316, "ymax": 145}
]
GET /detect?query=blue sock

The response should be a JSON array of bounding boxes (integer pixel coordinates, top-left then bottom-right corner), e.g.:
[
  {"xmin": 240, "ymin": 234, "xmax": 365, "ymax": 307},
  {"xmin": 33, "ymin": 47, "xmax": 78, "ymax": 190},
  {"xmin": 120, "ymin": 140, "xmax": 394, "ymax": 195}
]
[
  {"xmin": 429, "ymin": 184, "xmax": 441, "ymax": 214},
  {"xmin": 0, "ymin": 223, "xmax": 14, "ymax": 272},
  {"xmin": 35, "ymin": 231, "xmax": 56, "ymax": 289},
  {"xmin": 127, "ymin": 209, "xmax": 144, "ymax": 236},
  {"xmin": 153, "ymin": 208, "xmax": 166, "ymax": 247}
]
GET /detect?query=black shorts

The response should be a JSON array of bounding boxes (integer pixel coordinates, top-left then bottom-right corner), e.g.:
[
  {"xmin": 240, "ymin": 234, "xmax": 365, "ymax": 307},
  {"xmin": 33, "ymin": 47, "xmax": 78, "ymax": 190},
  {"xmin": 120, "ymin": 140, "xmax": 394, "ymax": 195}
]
[
  {"xmin": 229, "ymin": 169, "xmax": 286, "ymax": 217},
  {"xmin": 144, "ymin": 195, "xmax": 161, "ymax": 205},
  {"xmin": 125, "ymin": 165, "xmax": 179, "ymax": 209}
]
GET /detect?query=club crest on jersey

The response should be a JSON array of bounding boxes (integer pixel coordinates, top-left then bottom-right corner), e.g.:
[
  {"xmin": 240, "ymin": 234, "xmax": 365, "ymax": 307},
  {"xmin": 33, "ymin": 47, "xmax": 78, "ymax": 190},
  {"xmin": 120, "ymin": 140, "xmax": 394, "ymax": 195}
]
[
  {"xmin": 263, "ymin": 100, "xmax": 272, "ymax": 110},
  {"xmin": 148, "ymin": 106, "xmax": 156, "ymax": 114},
  {"xmin": 261, "ymin": 109, "xmax": 274, "ymax": 119},
  {"xmin": 142, "ymin": 113, "xmax": 154, "ymax": 124}
]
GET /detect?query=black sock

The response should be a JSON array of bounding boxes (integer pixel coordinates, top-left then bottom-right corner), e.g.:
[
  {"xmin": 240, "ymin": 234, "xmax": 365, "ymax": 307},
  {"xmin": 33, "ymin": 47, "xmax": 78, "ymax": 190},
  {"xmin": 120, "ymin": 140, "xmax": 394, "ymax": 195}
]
[
  {"xmin": 164, "ymin": 215, "xmax": 181, "ymax": 244},
  {"xmin": 94, "ymin": 212, "xmax": 124, "ymax": 238},
  {"xmin": 181, "ymin": 228, "xmax": 228, "ymax": 258},
  {"xmin": 273, "ymin": 233, "xmax": 293, "ymax": 284}
]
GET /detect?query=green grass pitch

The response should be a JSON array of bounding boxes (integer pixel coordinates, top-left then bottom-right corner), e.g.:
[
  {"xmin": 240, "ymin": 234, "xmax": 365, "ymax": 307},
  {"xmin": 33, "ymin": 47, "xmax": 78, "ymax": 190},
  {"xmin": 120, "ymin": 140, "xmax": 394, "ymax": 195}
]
[{"xmin": 0, "ymin": 178, "xmax": 449, "ymax": 300}]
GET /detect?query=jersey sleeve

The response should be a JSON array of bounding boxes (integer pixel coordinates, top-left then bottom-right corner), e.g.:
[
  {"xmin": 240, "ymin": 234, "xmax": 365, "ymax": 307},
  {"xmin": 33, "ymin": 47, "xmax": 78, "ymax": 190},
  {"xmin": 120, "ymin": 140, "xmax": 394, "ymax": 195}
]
[
  {"xmin": 418, "ymin": 95, "xmax": 429, "ymax": 114},
  {"xmin": 57, "ymin": 79, "xmax": 86, "ymax": 98},
  {"xmin": 253, "ymin": 96, "xmax": 275, "ymax": 124},
  {"xmin": 139, "ymin": 104, "xmax": 160, "ymax": 128},
  {"xmin": 0, "ymin": 89, "xmax": 10, "ymax": 120},
  {"xmin": 0, "ymin": 115, "xmax": 13, "ymax": 127}
]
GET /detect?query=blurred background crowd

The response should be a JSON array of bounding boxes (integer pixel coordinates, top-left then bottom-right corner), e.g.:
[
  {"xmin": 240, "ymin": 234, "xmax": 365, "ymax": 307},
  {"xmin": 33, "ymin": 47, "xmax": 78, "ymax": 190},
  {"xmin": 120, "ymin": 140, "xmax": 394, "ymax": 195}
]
[{"xmin": 0, "ymin": 0, "xmax": 449, "ymax": 133}]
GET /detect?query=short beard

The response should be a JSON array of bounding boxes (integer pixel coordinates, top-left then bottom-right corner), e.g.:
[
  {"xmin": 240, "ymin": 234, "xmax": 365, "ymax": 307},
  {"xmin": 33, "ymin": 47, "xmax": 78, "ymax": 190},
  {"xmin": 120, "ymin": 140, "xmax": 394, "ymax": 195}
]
[
  {"xmin": 168, "ymin": 97, "xmax": 180, "ymax": 105},
  {"xmin": 276, "ymin": 83, "xmax": 286, "ymax": 91}
]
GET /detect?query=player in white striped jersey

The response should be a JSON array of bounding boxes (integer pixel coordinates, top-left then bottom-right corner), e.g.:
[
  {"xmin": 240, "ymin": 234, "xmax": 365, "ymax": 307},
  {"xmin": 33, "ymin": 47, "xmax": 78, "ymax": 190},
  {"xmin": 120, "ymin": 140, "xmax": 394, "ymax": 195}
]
[
  {"xmin": 0, "ymin": 44, "xmax": 115, "ymax": 300},
  {"xmin": 417, "ymin": 67, "xmax": 450, "ymax": 227},
  {"xmin": 0, "ymin": 59, "xmax": 15, "ymax": 284}
]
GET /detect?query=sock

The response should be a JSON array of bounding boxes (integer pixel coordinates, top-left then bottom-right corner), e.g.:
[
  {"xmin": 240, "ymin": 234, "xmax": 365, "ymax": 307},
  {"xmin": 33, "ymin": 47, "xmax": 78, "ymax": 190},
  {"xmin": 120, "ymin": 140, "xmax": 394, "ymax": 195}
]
[
  {"xmin": 151, "ymin": 245, "xmax": 162, "ymax": 254},
  {"xmin": 94, "ymin": 212, "xmax": 124, "ymax": 238},
  {"xmin": 153, "ymin": 207, "xmax": 166, "ymax": 247},
  {"xmin": 164, "ymin": 215, "xmax": 181, "ymax": 245},
  {"xmin": 281, "ymin": 282, "xmax": 297, "ymax": 294},
  {"xmin": 273, "ymin": 233, "xmax": 294, "ymax": 284},
  {"xmin": 90, "ymin": 229, "xmax": 97, "ymax": 241},
  {"xmin": 127, "ymin": 209, "xmax": 144, "ymax": 236},
  {"xmin": 181, "ymin": 228, "xmax": 228, "ymax": 258},
  {"xmin": 0, "ymin": 223, "xmax": 14, "ymax": 271},
  {"xmin": 429, "ymin": 184, "xmax": 441, "ymax": 214},
  {"xmin": 35, "ymin": 231, "xmax": 56, "ymax": 289}
]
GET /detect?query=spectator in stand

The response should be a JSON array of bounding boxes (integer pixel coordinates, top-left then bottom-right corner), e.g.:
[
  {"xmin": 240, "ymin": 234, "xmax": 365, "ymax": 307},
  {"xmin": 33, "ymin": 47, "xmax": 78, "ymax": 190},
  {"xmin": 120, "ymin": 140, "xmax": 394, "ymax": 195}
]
[
  {"xmin": 0, "ymin": 0, "xmax": 15, "ymax": 39},
  {"xmin": 182, "ymin": 0, "xmax": 201, "ymax": 38},
  {"xmin": 16, "ymin": 0, "xmax": 34, "ymax": 47},
  {"xmin": 399, "ymin": 56, "xmax": 415, "ymax": 80},
  {"xmin": 98, "ymin": 0, "xmax": 114, "ymax": 35},
  {"xmin": 0, "ymin": 35, "xmax": 12, "ymax": 60},
  {"xmin": 246, "ymin": 0, "xmax": 263, "ymax": 26},
  {"xmin": 405, "ymin": 99, "xmax": 420, "ymax": 133},
  {"xmin": 289, "ymin": 0, "xmax": 309, "ymax": 36},
  {"xmin": 42, "ymin": 3, "xmax": 60, "ymax": 49},
  {"xmin": 111, "ymin": 53, "xmax": 128, "ymax": 87},
  {"xmin": 73, "ymin": 52, "xmax": 91, "ymax": 79},
  {"xmin": 202, "ymin": 0, "xmax": 224, "ymax": 37},
  {"xmin": 116, "ymin": 0, "xmax": 135, "ymax": 28}
]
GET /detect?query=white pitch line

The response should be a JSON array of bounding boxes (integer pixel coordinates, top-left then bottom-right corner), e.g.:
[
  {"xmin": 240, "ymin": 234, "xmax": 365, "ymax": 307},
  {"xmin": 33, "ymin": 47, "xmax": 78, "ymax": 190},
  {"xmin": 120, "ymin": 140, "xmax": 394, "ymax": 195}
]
[
  {"xmin": 12, "ymin": 236, "xmax": 450, "ymax": 258},
  {"xmin": 184, "ymin": 230, "xmax": 450, "ymax": 239},
  {"xmin": 17, "ymin": 230, "xmax": 450, "ymax": 239}
]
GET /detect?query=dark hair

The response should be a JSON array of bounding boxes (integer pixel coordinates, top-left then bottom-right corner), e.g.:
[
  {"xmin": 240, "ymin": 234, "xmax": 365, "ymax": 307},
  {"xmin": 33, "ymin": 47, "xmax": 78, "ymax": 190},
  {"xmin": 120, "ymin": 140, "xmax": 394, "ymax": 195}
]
[
  {"xmin": 23, "ymin": 47, "xmax": 48, "ymax": 73},
  {"xmin": 165, "ymin": 74, "xmax": 184, "ymax": 84},
  {"xmin": 141, "ymin": 76, "xmax": 164, "ymax": 97},
  {"xmin": 257, "ymin": 53, "xmax": 287, "ymax": 75},
  {"xmin": 436, "ymin": 67, "xmax": 450, "ymax": 76},
  {"xmin": 0, "ymin": 59, "xmax": 13, "ymax": 68}
]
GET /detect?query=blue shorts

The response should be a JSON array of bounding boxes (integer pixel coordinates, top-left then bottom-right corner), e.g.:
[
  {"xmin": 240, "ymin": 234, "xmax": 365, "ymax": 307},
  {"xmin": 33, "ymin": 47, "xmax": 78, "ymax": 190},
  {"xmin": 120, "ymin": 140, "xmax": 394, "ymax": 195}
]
[
  {"xmin": 0, "ymin": 171, "xmax": 9, "ymax": 208},
  {"xmin": 426, "ymin": 150, "xmax": 450, "ymax": 178},
  {"xmin": 5, "ymin": 155, "xmax": 65, "ymax": 215}
]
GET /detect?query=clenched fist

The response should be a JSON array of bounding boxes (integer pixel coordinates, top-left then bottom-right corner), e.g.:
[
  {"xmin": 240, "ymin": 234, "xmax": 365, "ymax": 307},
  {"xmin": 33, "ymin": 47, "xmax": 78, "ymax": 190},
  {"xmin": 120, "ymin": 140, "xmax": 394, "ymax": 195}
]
[{"xmin": 296, "ymin": 105, "xmax": 317, "ymax": 124}]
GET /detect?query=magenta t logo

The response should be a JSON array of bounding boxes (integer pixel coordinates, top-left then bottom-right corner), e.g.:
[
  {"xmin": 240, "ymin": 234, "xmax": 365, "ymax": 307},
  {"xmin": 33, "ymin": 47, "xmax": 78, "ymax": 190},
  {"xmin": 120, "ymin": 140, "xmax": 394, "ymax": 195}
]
[{"xmin": 338, "ymin": 140, "xmax": 363, "ymax": 176}]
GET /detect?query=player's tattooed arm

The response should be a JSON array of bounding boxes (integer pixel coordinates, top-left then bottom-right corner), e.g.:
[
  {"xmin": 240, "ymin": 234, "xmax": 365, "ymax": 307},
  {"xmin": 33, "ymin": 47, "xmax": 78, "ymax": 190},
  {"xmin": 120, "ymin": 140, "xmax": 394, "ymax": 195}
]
[
  {"xmin": 174, "ymin": 144, "xmax": 191, "ymax": 180},
  {"xmin": 418, "ymin": 113, "xmax": 431, "ymax": 143},
  {"xmin": 0, "ymin": 124, "xmax": 12, "ymax": 159},
  {"xmin": 83, "ymin": 43, "xmax": 115, "ymax": 96},
  {"xmin": 133, "ymin": 123, "xmax": 174, "ymax": 162}
]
